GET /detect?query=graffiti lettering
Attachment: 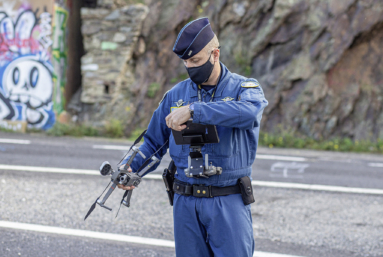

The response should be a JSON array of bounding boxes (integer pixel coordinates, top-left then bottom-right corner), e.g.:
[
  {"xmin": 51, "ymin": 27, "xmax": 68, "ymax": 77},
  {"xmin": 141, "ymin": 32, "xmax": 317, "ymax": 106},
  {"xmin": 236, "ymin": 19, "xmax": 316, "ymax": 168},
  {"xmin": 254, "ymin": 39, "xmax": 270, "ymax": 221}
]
[
  {"xmin": 52, "ymin": 5, "xmax": 68, "ymax": 114},
  {"xmin": 39, "ymin": 12, "xmax": 53, "ymax": 50}
]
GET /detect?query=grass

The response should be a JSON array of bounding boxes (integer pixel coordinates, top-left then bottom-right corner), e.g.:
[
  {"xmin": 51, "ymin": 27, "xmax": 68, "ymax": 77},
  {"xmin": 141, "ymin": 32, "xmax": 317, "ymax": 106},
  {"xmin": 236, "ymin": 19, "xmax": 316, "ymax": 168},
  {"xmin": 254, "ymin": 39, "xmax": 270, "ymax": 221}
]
[
  {"xmin": 104, "ymin": 119, "xmax": 124, "ymax": 138},
  {"xmin": 0, "ymin": 126, "xmax": 17, "ymax": 133},
  {"xmin": 45, "ymin": 122, "xmax": 99, "ymax": 137},
  {"xmin": 43, "ymin": 119, "xmax": 145, "ymax": 141},
  {"xmin": 128, "ymin": 127, "xmax": 146, "ymax": 142},
  {"xmin": 259, "ymin": 131, "xmax": 383, "ymax": 154}
]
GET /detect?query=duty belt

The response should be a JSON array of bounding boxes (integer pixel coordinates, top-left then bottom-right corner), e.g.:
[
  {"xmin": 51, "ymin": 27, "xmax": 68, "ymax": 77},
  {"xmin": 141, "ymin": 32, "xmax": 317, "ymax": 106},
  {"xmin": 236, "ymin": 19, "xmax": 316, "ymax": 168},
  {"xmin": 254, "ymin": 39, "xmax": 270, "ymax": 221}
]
[{"xmin": 173, "ymin": 179, "xmax": 241, "ymax": 198}]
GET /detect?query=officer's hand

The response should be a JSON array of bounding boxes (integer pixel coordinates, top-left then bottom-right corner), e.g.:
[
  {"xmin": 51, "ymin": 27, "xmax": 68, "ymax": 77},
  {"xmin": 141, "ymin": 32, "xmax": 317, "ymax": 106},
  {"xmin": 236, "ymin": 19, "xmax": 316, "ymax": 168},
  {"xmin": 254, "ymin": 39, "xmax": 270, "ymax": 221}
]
[
  {"xmin": 117, "ymin": 166, "xmax": 136, "ymax": 190},
  {"xmin": 165, "ymin": 105, "xmax": 190, "ymax": 131}
]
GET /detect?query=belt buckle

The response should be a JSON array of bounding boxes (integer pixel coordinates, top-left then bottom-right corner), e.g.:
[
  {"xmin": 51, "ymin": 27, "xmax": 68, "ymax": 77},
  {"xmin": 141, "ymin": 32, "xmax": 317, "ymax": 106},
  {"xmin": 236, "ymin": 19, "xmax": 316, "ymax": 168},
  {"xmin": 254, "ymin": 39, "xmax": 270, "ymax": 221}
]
[{"xmin": 193, "ymin": 185, "xmax": 212, "ymax": 198}]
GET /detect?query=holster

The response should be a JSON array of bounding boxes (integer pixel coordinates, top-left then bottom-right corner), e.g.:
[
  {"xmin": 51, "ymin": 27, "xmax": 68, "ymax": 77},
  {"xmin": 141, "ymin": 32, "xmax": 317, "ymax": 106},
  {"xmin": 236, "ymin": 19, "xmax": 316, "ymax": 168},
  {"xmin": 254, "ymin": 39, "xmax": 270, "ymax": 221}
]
[
  {"xmin": 162, "ymin": 160, "xmax": 176, "ymax": 206},
  {"xmin": 238, "ymin": 176, "xmax": 255, "ymax": 205}
]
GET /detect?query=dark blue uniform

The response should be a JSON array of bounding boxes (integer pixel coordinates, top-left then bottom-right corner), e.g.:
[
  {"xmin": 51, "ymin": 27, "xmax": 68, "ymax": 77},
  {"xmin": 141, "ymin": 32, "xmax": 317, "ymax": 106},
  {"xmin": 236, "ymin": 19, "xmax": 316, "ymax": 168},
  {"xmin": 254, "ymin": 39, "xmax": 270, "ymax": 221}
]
[{"xmin": 124, "ymin": 62, "xmax": 268, "ymax": 256}]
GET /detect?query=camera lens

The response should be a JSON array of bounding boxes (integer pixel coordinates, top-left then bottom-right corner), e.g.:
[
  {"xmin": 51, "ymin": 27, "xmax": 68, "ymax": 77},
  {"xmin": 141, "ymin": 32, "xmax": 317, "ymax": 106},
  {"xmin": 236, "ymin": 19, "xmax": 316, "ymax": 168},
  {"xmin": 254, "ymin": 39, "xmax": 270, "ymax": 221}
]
[{"xmin": 100, "ymin": 161, "xmax": 112, "ymax": 176}]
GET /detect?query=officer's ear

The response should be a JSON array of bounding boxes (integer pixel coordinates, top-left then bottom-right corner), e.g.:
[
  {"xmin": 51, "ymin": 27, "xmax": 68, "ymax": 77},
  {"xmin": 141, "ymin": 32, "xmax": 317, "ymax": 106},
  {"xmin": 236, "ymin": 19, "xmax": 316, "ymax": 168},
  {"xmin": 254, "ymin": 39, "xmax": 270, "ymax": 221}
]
[{"xmin": 213, "ymin": 47, "xmax": 220, "ymax": 62}]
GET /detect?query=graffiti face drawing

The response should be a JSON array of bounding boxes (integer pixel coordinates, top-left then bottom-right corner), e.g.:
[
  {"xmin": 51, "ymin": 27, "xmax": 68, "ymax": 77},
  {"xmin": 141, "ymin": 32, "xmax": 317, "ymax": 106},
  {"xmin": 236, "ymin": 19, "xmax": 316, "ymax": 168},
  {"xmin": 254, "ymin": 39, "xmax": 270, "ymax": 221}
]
[
  {"xmin": 0, "ymin": 9, "xmax": 56, "ymax": 129},
  {"xmin": 2, "ymin": 56, "xmax": 53, "ymax": 125},
  {"xmin": 0, "ymin": 93, "xmax": 15, "ymax": 120}
]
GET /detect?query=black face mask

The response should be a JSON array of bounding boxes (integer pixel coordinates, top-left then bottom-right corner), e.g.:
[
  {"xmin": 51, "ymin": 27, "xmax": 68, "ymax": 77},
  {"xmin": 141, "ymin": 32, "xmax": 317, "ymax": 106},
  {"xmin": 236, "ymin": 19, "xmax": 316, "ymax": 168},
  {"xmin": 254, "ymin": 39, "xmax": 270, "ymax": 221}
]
[{"xmin": 186, "ymin": 52, "xmax": 215, "ymax": 85}]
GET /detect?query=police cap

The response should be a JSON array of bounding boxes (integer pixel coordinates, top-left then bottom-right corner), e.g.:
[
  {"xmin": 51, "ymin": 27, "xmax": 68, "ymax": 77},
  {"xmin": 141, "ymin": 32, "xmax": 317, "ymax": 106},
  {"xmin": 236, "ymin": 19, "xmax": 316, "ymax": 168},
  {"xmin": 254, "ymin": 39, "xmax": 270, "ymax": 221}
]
[{"xmin": 173, "ymin": 17, "xmax": 215, "ymax": 60}]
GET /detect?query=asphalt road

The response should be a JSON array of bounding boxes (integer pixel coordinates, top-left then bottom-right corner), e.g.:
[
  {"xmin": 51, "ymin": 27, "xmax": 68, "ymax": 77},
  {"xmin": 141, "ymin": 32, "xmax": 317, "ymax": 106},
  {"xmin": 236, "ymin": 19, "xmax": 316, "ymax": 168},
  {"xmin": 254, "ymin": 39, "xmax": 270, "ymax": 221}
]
[{"xmin": 0, "ymin": 131, "xmax": 382, "ymax": 257}]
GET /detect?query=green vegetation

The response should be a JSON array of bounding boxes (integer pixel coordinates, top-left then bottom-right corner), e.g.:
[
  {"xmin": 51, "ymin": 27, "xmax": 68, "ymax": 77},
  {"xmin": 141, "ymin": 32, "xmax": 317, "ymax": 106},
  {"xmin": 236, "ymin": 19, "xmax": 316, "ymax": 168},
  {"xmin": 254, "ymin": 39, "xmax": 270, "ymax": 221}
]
[
  {"xmin": 0, "ymin": 126, "xmax": 16, "ymax": 133},
  {"xmin": 46, "ymin": 122, "xmax": 99, "ymax": 137},
  {"xmin": 42, "ymin": 120, "xmax": 145, "ymax": 142},
  {"xmin": 170, "ymin": 73, "xmax": 189, "ymax": 84},
  {"xmin": 3, "ymin": 120, "xmax": 382, "ymax": 154},
  {"xmin": 147, "ymin": 82, "xmax": 161, "ymax": 98},
  {"xmin": 234, "ymin": 51, "xmax": 252, "ymax": 76},
  {"xmin": 128, "ymin": 127, "xmax": 146, "ymax": 142},
  {"xmin": 124, "ymin": 0, "xmax": 144, "ymax": 4},
  {"xmin": 259, "ymin": 131, "xmax": 383, "ymax": 154},
  {"xmin": 104, "ymin": 119, "xmax": 124, "ymax": 138}
]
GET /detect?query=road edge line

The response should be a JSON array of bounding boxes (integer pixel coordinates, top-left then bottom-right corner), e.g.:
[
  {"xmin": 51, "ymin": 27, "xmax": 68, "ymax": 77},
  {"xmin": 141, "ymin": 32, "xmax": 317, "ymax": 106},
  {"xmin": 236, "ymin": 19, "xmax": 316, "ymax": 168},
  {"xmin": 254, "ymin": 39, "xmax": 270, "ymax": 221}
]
[{"xmin": 0, "ymin": 221, "xmax": 306, "ymax": 257}]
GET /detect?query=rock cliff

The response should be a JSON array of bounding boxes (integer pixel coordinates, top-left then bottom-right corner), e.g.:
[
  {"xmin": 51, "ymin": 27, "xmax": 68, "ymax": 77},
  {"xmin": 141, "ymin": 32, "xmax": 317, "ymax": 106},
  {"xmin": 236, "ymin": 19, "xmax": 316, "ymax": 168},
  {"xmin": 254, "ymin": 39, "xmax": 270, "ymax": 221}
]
[{"xmin": 77, "ymin": 0, "xmax": 383, "ymax": 140}]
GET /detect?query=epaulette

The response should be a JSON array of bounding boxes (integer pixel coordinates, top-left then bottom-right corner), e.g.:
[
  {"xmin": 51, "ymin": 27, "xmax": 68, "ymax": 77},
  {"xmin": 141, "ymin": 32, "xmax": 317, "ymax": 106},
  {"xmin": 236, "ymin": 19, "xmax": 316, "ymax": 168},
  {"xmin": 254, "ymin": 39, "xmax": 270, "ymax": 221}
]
[{"xmin": 241, "ymin": 80, "xmax": 259, "ymax": 88}]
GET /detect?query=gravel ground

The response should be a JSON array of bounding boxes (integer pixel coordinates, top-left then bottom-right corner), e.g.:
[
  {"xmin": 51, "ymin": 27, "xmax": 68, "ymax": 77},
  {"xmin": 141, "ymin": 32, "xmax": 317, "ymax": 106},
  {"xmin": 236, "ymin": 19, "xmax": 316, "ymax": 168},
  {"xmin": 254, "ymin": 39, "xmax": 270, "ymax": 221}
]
[
  {"xmin": 1, "ymin": 169, "xmax": 382, "ymax": 256},
  {"xmin": 0, "ymin": 229, "xmax": 176, "ymax": 257},
  {"xmin": 0, "ymin": 171, "xmax": 174, "ymax": 241},
  {"xmin": 252, "ymin": 188, "xmax": 383, "ymax": 257}
]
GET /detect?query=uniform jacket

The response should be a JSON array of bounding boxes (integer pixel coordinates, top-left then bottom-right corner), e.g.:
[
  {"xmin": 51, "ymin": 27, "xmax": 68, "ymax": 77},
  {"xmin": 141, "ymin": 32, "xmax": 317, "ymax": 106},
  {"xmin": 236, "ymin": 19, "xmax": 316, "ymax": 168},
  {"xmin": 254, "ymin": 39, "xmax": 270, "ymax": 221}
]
[{"xmin": 126, "ymin": 62, "xmax": 268, "ymax": 187}]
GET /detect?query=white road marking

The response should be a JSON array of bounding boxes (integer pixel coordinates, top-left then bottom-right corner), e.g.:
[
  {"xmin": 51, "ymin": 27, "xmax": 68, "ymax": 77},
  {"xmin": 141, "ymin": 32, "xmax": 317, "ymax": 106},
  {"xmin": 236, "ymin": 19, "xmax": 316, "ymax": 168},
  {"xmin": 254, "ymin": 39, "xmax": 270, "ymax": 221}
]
[
  {"xmin": 0, "ymin": 164, "xmax": 161, "ymax": 179},
  {"xmin": 270, "ymin": 162, "xmax": 310, "ymax": 179},
  {"xmin": 257, "ymin": 154, "xmax": 306, "ymax": 162},
  {"xmin": 368, "ymin": 163, "xmax": 383, "ymax": 168},
  {"xmin": 0, "ymin": 138, "xmax": 31, "ymax": 144},
  {"xmin": 0, "ymin": 221, "xmax": 305, "ymax": 257},
  {"xmin": 0, "ymin": 221, "xmax": 174, "ymax": 248},
  {"xmin": 0, "ymin": 164, "xmax": 98, "ymax": 175},
  {"xmin": 1, "ymin": 164, "xmax": 383, "ymax": 195},
  {"xmin": 253, "ymin": 252, "xmax": 305, "ymax": 257},
  {"xmin": 92, "ymin": 146, "xmax": 307, "ymax": 163},
  {"xmin": 93, "ymin": 145, "xmax": 131, "ymax": 150},
  {"xmin": 251, "ymin": 180, "xmax": 383, "ymax": 195}
]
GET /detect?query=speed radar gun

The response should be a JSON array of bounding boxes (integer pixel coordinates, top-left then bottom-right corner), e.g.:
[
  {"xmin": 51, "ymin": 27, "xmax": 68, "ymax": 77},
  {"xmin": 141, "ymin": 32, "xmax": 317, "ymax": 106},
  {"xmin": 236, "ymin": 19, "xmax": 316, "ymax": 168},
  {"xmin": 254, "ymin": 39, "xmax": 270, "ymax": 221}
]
[{"xmin": 84, "ymin": 130, "xmax": 167, "ymax": 220}]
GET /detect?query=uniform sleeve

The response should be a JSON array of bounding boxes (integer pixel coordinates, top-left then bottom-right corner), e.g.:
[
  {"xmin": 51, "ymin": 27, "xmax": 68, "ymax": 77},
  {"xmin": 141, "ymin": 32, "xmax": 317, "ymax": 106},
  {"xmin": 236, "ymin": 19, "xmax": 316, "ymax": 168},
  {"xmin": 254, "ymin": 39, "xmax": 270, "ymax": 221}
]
[
  {"xmin": 121, "ymin": 93, "xmax": 171, "ymax": 175},
  {"xmin": 192, "ymin": 80, "xmax": 268, "ymax": 130}
]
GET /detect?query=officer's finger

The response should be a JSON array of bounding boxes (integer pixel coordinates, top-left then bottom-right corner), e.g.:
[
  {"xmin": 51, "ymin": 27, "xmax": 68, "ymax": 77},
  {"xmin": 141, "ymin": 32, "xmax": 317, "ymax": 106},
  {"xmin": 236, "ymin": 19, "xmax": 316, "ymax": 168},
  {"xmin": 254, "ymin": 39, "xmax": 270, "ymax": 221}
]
[
  {"xmin": 165, "ymin": 116, "xmax": 171, "ymax": 128},
  {"xmin": 117, "ymin": 184, "xmax": 135, "ymax": 190},
  {"xmin": 173, "ymin": 124, "xmax": 186, "ymax": 131},
  {"xmin": 168, "ymin": 117, "xmax": 175, "ymax": 129},
  {"xmin": 165, "ymin": 113, "xmax": 173, "ymax": 124}
]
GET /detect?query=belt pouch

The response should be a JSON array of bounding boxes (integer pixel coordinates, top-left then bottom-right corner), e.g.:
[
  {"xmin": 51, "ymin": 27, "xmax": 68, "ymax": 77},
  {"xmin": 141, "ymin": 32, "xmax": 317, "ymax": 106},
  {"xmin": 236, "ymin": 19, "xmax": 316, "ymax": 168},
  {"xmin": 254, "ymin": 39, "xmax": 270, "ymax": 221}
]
[
  {"xmin": 238, "ymin": 176, "xmax": 255, "ymax": 205},
  {"xmin": 163, "ymin": 161, "xmax": 176, "ymax": 206}
]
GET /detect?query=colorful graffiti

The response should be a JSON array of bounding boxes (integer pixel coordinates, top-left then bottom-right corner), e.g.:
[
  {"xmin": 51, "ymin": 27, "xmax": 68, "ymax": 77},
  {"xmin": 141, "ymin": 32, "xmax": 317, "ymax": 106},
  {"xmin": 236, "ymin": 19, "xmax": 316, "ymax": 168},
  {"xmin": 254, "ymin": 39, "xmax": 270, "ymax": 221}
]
[
  {"xmin": 0, "ymin": 4, "xmax": 55, "ymax": 129},
  {"xmin": 52, "ymin": 4, "xmax": 68, "ymax": 114}
]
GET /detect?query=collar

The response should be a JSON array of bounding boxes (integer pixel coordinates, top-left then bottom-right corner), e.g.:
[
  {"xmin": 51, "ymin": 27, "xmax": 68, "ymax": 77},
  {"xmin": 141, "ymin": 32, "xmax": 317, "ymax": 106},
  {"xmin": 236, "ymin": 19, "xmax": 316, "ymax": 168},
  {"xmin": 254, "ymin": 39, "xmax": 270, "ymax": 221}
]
[{"xmin": 188, "ymin": 62, "xmax": 230, "ymax": 98}]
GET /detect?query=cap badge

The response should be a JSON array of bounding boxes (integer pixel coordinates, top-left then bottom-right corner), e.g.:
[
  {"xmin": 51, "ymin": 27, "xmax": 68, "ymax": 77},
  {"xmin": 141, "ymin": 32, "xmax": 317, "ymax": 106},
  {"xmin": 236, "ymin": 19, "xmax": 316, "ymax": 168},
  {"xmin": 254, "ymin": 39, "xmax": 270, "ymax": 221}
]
[{"xmin": 222, "ymin": 97, "xmax": 234, "ymax": 102}]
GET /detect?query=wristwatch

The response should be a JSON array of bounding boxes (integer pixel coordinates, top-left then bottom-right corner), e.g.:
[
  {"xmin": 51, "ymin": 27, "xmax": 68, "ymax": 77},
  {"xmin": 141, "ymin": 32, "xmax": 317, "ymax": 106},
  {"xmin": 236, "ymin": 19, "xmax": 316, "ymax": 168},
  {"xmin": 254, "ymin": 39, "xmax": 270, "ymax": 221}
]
[{"xmin": 189, "ymin": 103, "xmax": 194, "ymax": 118}]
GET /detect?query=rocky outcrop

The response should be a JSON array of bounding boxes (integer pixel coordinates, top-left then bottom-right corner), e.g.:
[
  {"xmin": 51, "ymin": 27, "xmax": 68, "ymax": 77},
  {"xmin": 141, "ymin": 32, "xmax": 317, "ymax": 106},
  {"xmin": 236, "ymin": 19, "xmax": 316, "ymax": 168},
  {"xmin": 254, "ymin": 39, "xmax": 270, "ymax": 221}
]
[
  {"xmin": 77, "ymin": 2, "xmax": 148, "ymax": 127},
  {"xmin": 78, "ymin": 0, "xmax": 383, "ymax": 140}
]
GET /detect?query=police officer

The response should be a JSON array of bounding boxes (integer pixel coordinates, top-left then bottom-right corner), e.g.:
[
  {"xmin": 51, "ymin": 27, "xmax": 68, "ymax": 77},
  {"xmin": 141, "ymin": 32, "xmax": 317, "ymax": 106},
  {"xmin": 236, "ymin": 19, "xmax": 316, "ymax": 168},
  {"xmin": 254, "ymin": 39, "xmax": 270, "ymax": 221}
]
[{"xmin": 118, "ymin": 17, "xmax": 268, "ymax": 257}]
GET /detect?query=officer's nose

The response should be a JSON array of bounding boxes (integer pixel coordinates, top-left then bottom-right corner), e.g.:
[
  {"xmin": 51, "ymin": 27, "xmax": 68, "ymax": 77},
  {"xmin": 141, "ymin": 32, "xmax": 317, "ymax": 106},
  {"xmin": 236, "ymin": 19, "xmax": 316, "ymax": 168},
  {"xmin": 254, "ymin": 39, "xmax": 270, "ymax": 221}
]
[{"xmin": 183, "ymin": 61, "xmax": 192, "ymax": 68}]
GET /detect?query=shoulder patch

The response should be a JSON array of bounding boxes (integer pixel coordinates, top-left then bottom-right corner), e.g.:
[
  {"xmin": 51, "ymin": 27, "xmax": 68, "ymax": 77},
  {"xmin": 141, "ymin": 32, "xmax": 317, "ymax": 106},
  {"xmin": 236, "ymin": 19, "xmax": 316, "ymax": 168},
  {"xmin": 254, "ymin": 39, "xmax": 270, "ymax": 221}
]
[
  {"xmin": 241, "ymin": 81, "xmax": 259, "ymax": 88},
  {"xmin": 221, "ymin": 96, "xmax": 234, "ymax": 102},
  {"xmin": 158, "ymin": 89, "xmax": 170, "ymax": 106}
]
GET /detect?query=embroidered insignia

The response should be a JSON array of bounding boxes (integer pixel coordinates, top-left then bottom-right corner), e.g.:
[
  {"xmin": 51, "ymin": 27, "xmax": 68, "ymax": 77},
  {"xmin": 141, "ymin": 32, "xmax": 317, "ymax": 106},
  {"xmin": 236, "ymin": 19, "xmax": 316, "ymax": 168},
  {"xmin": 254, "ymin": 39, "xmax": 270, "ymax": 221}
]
[
  {"xmin": 175, "ymin": 99, "xmax": 185, "ymax": 107},
  {"xmin": 241, "ymin": 81, "xmax": 259, "ymax": 88},
  {"xmin": 222, "ymin": 97, "xmax": 234, "ymax": 102}
]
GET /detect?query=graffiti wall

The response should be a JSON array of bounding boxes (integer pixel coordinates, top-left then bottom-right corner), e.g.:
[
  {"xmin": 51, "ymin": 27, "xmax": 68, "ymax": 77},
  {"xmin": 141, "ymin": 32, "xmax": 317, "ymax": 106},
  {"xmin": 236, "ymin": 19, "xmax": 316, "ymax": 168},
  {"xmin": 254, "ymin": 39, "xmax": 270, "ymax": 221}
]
[
  {"xmin": 52, "ymin": 1, "xmax": 68, "ymax": 115},
  {"xmin": 0, "ymin": 0, "xmax": 67, "ymax": 130}
]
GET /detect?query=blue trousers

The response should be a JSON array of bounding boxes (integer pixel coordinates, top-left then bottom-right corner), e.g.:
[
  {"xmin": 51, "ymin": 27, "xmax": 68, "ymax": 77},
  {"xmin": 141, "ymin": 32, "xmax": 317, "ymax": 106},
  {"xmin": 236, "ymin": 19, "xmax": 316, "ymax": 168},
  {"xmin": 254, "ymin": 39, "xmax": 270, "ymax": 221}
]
[{"xmin": 173, "ymin": 193, "xmax": 255, "ymax": 257}]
